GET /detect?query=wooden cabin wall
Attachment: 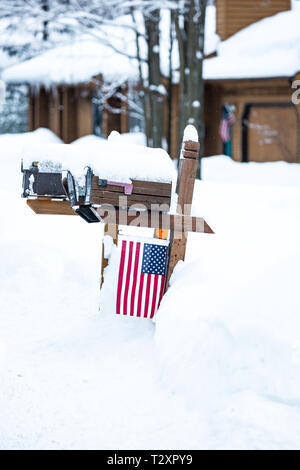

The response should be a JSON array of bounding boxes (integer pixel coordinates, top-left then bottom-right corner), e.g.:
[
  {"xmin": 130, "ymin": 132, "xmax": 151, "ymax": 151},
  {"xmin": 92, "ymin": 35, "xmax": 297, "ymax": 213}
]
[
  {"xmin": 205, "ymin": 77, "xmax": 299, "ymax": 163},
  {"xmin": 27, "ymin": 76, "xmax": 299, "ymax": 164},
  {"xmin": 48, "ymin": 90, "xmax": 60, "ymax": 136},
  {"xmin": 28, "ymin": 83, "xmax": 131, "ymax": 143},
  {"xmin": 29, "ymin": 87, "xmax": 49, "ymax": 130},
  {"xmin": 61, "ymin": 87, "xmax": 77, "ymax": 143},
  {"xmin": 77, "ymin": 94, "xmax": 93, "ymax": 138},
  {"xmin": 28, "ymin": 85, "xmax": 93, "ymax": 143},
  {"xmin": 216, "ymin": 0, "xmax": 291, "ymax": 40}
]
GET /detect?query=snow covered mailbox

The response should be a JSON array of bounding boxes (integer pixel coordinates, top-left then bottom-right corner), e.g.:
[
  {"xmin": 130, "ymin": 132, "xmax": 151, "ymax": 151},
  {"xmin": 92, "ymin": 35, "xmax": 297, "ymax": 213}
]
[
  {"xmin": 21, "ymin": 129, "xmax": 213, "ymax": 316},
  {"xmin": 22, "ymin": 138, "xmax": 173, "ymax": 222}
]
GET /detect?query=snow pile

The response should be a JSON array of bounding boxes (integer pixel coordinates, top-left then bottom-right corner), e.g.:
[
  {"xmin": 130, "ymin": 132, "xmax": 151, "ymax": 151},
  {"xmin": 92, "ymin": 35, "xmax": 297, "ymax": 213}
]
[
  {"xmin": 202, "ymin": 155, "xmax": 300, "ymax": 187},
  {"xmin": 22, "ymin": 136, "xmax": 175, "ymax": 184},
  {"xmin": 1, "ymin": 128, "xmax": 300, "ymax": 449},
  {"xmin": 71, "ymin": 132, "xmax": 146, "ymax": 147},
  {"xmin": 21, "ymin": 126, "xmax": 64, "ymax": 144},
  {"xmin": 100, "ymin": 155, "xmax": 300, "ymax": 447},
  {"xmin": 205, "ymin": 1, "xmax": 300, "ymax": 79},
  {"xmin": 183, "ymin": 124, "xmax": 199, "ymax": 142}
]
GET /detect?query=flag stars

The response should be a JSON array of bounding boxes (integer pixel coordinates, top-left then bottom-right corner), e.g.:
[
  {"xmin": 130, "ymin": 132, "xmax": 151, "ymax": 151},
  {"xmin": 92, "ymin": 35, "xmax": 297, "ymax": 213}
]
[{"xmin": 142, "ymin": 243, "xmax": 168, "ymax": 276}]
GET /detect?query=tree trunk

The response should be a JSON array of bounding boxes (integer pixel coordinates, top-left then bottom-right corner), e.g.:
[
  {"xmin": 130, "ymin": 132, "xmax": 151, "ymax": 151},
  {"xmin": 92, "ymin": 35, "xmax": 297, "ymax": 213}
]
[
  {"xmin": 131, "ymin": 8, "xmax": 151, "ymax": 146},
  {"xmin": 167, "ymin": 10, "xmax": 175, "ymax": 155},
  {"xmin": 175, "ymin": 0, "xmax": 208, "ymax": 177},
  {"xmin": 144, "ymin": 9, "xmax": 163, "ymax": 148}
]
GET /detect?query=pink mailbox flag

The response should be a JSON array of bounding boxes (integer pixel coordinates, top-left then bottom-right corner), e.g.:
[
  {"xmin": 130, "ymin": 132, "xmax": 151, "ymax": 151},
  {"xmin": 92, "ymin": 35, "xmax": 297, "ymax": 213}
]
[{"xmin": 116, "ymin": 237, "xmax": 169, "ymax": 318}]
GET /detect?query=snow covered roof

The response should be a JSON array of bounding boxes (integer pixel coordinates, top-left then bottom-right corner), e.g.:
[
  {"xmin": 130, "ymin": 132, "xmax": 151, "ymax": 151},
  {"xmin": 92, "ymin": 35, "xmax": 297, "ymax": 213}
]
[
  {"xmin": 2, "ymin": 6, "xmax": 218, "ymax": 86},
  {"xmin": 204, "ymin": 1, "xmax": 300, "ymax": 80},
  {"xmin": 1, "ymin": 12, "xmax": 141, "ymax": 86},
  {"xmin": 2, "ymin": 39, "xmax": 138, "ymax": 86}
]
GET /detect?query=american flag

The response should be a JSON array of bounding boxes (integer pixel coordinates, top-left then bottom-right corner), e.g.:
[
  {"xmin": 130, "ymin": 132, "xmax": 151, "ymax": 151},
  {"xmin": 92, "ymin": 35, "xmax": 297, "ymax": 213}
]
[
  {"xmin": 219, "ymin": 105, "xmax": 236, "ymax": 143},
  {"xmin": 116, "ymin": 238, "xmax": 169, "ymax": 318}
]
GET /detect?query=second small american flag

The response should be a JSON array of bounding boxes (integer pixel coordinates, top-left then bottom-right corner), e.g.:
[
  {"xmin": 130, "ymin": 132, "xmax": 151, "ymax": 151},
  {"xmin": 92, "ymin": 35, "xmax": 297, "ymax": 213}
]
[{"xmin": 116, "ymin": 238, "xmax": 169, "ymax": 318}]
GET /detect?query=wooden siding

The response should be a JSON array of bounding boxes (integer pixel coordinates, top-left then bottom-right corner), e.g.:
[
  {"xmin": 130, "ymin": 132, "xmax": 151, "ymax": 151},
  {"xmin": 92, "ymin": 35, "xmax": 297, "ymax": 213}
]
[
  {"xmin": 29, "ymin": 87, "xmax": 49, "ymax": 130},
  {"xmin": 216, "ymin": 0, "xmax": 291, "ymax": 40},
  {"xmin": 203, "ymin": 77, "xmax": 299, "ymax": 162},
  {"xmin": 28, "ymin": 85, "xmax": 93, "ymax": 143}
]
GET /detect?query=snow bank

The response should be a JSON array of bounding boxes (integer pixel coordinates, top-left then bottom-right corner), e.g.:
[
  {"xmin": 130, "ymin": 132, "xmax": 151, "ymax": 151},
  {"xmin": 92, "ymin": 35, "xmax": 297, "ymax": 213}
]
[
  {"xmin": 21, "ymin": 127, "xmax": 64, "ymax": 144},
  {"xmin": 71, "ymin": 132, "xmax": 146, "ymax": 147},
  {"xmin": 153, "ymin": 156, "xmax": 300, "ymax": 447},
  {"xmin": 202, "ymin": 155, "xmax": 300, "ymax": 187},
  {"xmin": 2, "ymin": 129, "xmax": 300, "ymax": 449},
  {"xmin": 205, "ymin": 2, "xmax": 300, "ymax": 79}
]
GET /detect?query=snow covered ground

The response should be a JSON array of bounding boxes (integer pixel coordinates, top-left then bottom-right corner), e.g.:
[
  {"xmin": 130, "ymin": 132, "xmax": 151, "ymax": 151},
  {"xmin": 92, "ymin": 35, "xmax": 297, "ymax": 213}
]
[{"xmin": 1, "ymin": 129, "xmax": 300, "ymax": 449}]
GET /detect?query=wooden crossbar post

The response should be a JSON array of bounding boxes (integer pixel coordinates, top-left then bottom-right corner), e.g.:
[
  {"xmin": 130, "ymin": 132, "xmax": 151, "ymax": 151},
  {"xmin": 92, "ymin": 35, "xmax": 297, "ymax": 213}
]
[{"xmin": 165, "ymin": 138, "xmax": 199, "ymax": 290}]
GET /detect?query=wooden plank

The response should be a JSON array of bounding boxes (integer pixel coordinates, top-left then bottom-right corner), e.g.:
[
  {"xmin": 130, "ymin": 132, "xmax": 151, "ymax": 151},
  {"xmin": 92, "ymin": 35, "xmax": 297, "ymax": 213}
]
[
  {"xmin": 131, "ymin": 185, "xmax": 171, "ymax": 197},
  {"xmin": 95, "ymin": 206, "xmax": 213, "ymax": 234},
  {"xmin": 182, "ymin": 149, "xmax": 198, "ymax": 159},
  {"xmin": 92, "ymin": 177, "xmax": 172, "ymax": 197},
  {"xmin": 27, "ymin": 198, "xmax": 76, "ymax": 216},
  {"xmin": 176, "ymin": 158, "xmax": 197, "ymax": 210},
  {"xmin": 133, "ymin": 180, "xmax": 172, "ymax": 191},
  {"xmin": 184, "ymin": 140, "xmax": 200, "ymax": 152},
  {"xmin": 48, "ymin": 90, "xmax": 60, "ymax": 137},
  {"xmin": 77, "ymin": 92, "xmax": 93, "ymax": 138},
  {"xmin": 91, "ymin": 190, "xmax": 170, "ymax": 208}
]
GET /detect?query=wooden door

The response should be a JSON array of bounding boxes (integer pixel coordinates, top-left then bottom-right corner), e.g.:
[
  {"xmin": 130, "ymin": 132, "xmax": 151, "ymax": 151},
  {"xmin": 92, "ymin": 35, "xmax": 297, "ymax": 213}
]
[{"xmin": 247, "ymin": 104, "xmax": 298, "ymax": 163}]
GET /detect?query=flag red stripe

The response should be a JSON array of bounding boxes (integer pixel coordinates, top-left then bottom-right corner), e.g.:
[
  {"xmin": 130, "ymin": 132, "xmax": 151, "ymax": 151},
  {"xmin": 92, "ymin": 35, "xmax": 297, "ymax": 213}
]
[
  {"xmin": 144, "ymin": 274, "xmax": 152, "ymax": 318},
  {"xmin": 150, "ymin": 275, "xmax": 159, "ymax": 319},
  {"xmin": 116, "ymin": 240, "xmax": 126, "ymax": 314},
  {"xmin": 130, "ymin": 242, "xmax": 140, "ymax": 316},
  {"xmin": 137, "ymin": 272, "xmax": 145, "ymax": 317},
  {"xmin": 123, "ymin": 241, "xmax": 134, "ymax": 315}
]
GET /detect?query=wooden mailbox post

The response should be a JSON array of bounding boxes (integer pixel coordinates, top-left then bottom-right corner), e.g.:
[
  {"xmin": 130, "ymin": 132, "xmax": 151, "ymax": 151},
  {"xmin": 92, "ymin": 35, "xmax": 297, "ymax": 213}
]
[
  {"xmin": 23, "ymin": 129, "xmax": 213, "ymax": 297},
  {"xmin": 166, "ymin": 138, "xmax": 201, "ymax": 288}
]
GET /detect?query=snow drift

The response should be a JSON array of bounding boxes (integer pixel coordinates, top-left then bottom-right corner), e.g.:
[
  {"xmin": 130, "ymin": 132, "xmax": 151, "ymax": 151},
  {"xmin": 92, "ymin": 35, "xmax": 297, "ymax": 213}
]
[{"xmin": 1, "ymin": 129, "xmax": 300, "ymax": 449}]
